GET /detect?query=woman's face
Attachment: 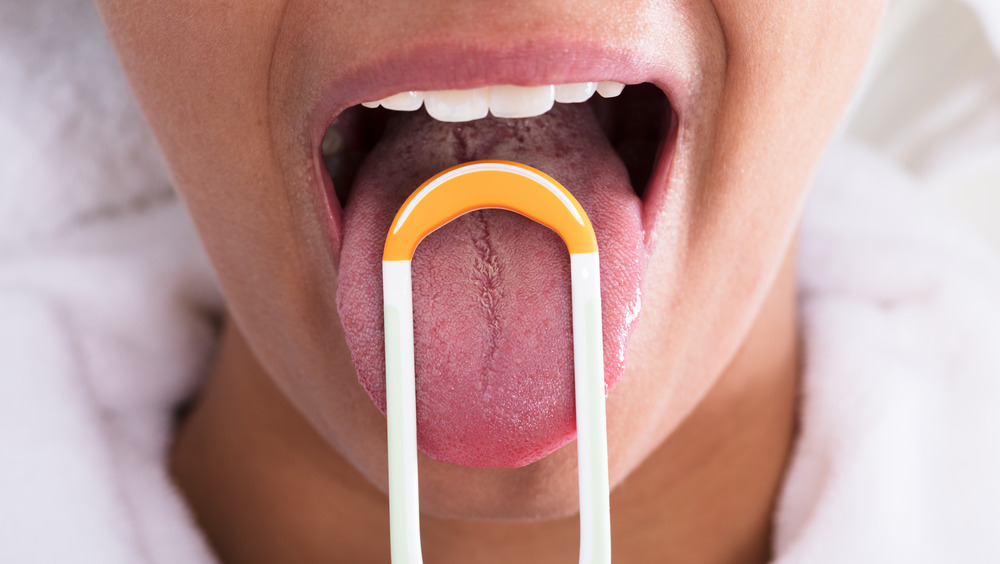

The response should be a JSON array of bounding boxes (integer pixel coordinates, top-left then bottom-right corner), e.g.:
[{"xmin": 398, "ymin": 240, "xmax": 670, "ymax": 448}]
[{"xmin": 96, "ymin": 0, "xmax": 882, "ymax": 518}]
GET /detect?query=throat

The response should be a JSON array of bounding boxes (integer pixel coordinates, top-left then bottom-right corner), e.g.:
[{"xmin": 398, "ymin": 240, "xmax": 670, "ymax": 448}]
[
  {"xmin": 169, "ymin": 248, "xmax": 800, "ymax": 564},
  {"xmin": 169, "ymin": 320, "xmax": 392, "ymax": 564}
]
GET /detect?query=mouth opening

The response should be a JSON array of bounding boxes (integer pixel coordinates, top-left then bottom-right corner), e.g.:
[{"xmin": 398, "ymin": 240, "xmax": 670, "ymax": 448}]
[
  {"xmin": 321, "ymin": 83, "xmax": 673, "ymax": 207},
  {"xmin": 331, "ymin": 81, "xmax": 668, "ymax": 468}
]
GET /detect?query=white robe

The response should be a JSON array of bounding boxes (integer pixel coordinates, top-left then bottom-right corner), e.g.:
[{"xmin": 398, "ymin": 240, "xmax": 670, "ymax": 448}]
[{"xmin": 2, "ymin": 1, "xmax": 999, "ymax": 562}]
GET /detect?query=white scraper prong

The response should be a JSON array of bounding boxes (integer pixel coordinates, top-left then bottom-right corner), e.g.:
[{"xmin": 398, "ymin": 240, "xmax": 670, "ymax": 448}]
[{"xmin": 382, "ymin": 160, "xmax": 611, "ymax": 564}]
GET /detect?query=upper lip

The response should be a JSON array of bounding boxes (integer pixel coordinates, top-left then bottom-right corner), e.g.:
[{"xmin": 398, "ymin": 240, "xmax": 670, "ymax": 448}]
[{"xmin": 306, "ymin": 39, "xmax": 691, "ymax": 157}]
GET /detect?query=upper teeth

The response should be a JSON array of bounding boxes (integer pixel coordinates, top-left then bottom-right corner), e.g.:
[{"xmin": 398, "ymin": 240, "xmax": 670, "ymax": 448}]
[{"xmin": 360, "ymin": 81, "xmax": 625, "ymax": 123}]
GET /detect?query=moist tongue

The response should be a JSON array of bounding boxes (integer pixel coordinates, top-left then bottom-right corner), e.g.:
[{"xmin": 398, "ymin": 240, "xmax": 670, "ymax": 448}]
[{"xmin": 336, "ymin": 103, "xmax": 643, "ymax": 468}]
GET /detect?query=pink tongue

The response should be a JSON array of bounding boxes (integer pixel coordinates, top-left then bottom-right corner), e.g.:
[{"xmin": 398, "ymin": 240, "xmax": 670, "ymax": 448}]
[{"xmin": 336, "ymin": 103, "xmax": 643, "ymax": 468}]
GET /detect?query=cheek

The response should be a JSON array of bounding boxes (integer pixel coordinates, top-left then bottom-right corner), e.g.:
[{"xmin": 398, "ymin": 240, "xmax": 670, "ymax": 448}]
[
  {"xmin": 603, "ymin": 0, "xmax": 883, "ymax": 474},
  {"xmin": 712, "ymin": 0, "xmax": 885, "ymax": 119},
  {"xmin": 96, "ymin": 2, "xmax": 283, "ymax": 147},
  {"xmin": 96, "ymin": 1, "xmax": 296, "ymax": 285},
  {"xmin": 98, "ymin": 1, "xmax": 375, "ymax": 445}
]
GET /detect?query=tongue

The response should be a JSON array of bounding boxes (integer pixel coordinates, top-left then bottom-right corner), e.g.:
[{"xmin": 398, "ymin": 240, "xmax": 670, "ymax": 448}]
[{"xmin": 336, "ymin": 103, "xmax": 643, "ymax": 468}]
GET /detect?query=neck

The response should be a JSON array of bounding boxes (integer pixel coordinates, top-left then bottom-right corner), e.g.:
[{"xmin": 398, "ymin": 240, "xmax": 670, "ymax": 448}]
[{"xmin": 170, "ymin": 255, "xmax": 799, "ymax": 564}]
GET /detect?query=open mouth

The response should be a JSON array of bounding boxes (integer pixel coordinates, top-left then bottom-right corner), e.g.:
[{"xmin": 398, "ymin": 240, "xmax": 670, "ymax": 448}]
[
  {"xmin": 317, "ymin": 75, "xmax": 678, "ymax": 469},
  {"xmin": 322, "ymin": 82, "xmax": 671, "ymax": 208}
]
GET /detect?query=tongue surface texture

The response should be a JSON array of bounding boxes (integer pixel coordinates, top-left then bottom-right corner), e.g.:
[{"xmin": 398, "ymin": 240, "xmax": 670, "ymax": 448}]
[{"xmin": 337, "ymin": 103, "xmax": 644, "ymax": 468}]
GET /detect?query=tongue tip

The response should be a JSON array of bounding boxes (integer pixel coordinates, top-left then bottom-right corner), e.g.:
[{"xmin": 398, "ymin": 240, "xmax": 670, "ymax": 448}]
[
  {"xmin": 423, "ymin": 430, "xmax": 579, "ymax": 469},
  {"xmin": 350, "ymin": 353, "xmax": 628, "ymax": 469}
]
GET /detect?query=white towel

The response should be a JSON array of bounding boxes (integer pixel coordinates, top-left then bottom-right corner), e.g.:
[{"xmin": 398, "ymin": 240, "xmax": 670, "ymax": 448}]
[
  {"xmin": 848, "ymin": 0, "xmax": 1000, "ymax": 251},
  {"xmin": 0, "ymin": 2, "xmax": 222, "ymax": 562},
  {"xmin": 964, "ymin": 0, "xmax": 1000, "ymax": 54},
  {"xmin": 2, "ymin": 1, "xmax": 999, "ymax": 562},
  {"xmin": 0, "ymin": 203, "xmax": 221, "ymax": 564},
  {"xmin": 774, "ymin": 139, "xmax": 1000, "ymax": 562}
]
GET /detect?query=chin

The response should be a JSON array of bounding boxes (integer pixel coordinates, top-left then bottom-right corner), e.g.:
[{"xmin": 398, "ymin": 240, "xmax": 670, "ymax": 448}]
[{"xmin": 411, "ymin": 442, "xmax": 590, "ymax": 521}]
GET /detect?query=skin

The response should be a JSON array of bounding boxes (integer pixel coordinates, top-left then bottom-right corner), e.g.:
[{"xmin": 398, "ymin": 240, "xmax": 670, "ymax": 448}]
[{"xmin": 94, "ymin": 0, "xmax": 884, "ymax": 562}]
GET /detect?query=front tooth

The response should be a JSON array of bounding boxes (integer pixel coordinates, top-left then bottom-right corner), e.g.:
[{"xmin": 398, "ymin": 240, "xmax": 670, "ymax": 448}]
[
  {"xmin": 380, "ymin": 91, "xmax": 423, "ymax": 111},
  {"xmin": 596, "ymin": 81, "xmax": 625, "ymax": 98},
  {"xmin": 424, "ymin": 88, "xmax": 490, "ymax": 122},
  {"xmin": 361, "ymin": 100, "xmax": 380, "ymax": 108},
  {"xmin": 489, "ymin": 85, "xmax": 555, "ymax": 118},
  {"xmin": 554, "ymin": 82, "xmax": 597, "ymax": 103}
]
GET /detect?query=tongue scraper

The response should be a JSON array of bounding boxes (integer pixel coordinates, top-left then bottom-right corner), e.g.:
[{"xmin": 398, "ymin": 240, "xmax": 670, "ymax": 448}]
[{"xmin": 382, "ymin": 160, "xmax": 611, "ymax": 563}]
